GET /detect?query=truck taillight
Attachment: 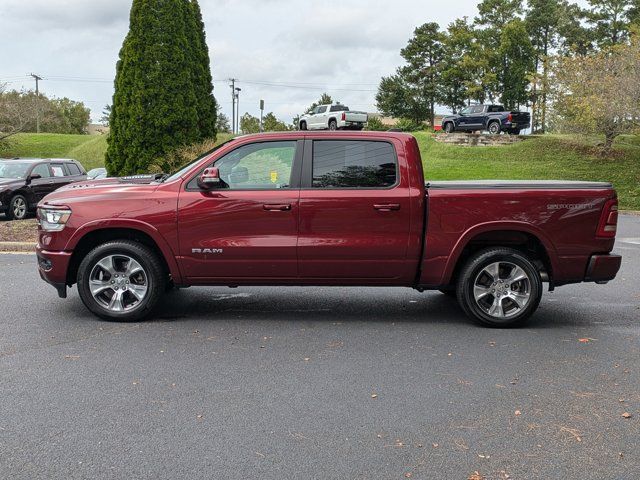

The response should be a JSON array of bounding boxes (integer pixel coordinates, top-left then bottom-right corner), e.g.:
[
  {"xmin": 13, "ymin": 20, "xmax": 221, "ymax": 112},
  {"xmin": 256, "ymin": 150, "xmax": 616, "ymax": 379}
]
[
  {"xmin": 341, "ymin": 112, "xmax": 346, "ymax": 121},
  {"xmin": 507, "ymin": 113, "xmax": 513, "ymax": 122},
  {"xmin": 596, "ymin": 199, "xmax": 618, "ymax": 238}
]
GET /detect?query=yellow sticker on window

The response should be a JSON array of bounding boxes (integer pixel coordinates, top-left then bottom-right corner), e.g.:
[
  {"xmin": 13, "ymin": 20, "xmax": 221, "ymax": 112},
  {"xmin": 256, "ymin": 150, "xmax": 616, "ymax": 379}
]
[{"xmin": 270, "ymin": 171, "xmax": 278, "ymax": 183}]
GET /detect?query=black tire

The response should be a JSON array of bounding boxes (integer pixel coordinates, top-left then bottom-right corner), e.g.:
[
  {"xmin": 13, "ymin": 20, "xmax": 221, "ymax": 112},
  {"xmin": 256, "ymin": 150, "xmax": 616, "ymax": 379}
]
[
  {"xmin": 508, "ymin": 129, "xmax": 521, "ymax": 135},
  {"xmin": 77, "ymin": 240, "xmax": 166, "ymax": 322},
  {"xmin": 444, "ymin": 122, "xmax": 454, "ymax": 134},
  {"xmin": 299, "ymin": 121, "xmax": 307, "ymax": 131},
  {"xmin": 487, "ymin": 121, "xmax": 501, "ymax": 135},
  {"xmin": 328, "ymin": 120, "xmax": 338, "ymax": 131},
  {"xmin": 7, "ymin": 194, "xmax": 28, "ymax": 220},
  {"xmin": 456, "ymin": 247, "xmax": 542, "ymax": 327}
]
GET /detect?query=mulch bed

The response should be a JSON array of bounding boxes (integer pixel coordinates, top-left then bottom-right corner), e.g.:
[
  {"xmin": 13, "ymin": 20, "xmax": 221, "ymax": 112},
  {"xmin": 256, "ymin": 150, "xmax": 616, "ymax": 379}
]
[{"xmin": 0, "ymin": 217, "xmax": 38, "ymax": 243}]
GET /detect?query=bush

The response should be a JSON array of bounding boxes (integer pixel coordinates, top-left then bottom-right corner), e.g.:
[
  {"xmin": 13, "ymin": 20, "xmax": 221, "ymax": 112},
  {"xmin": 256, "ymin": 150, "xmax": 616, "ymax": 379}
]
[
  {"xmin": 365, "ymin": 116, "xmax": 387, "ymax": 131},
  {"xmin": 394, "ymin": 118, "xmax": 423, "ymax": 132},
  {"xmin": 148, "ymin": 138, "xmax": 218, "ymax": 174}
]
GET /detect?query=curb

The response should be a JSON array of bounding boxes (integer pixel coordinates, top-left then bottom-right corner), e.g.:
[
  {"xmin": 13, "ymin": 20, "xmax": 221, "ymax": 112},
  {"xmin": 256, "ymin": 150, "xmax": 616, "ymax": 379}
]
[{"xmin": 0, "ymin": 242, "xmax": 37, "ymax": 253}]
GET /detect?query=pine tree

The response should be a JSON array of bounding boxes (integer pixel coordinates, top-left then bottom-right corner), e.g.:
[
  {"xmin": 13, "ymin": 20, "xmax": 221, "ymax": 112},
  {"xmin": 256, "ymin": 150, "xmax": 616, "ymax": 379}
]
[
  {"xmin": 107, "ymin": 0, "xmax": 217, "ymax": 176},
  {"xmin": 185, "ymin": 0, "xmax": 218, "ymax": 138}
]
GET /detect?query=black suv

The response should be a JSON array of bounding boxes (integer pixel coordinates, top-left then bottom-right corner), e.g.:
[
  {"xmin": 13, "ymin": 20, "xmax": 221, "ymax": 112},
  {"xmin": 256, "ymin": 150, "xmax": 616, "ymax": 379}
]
[{"xmin": 0, "ymin": 158, "xmax": 87, "ymax": 220}]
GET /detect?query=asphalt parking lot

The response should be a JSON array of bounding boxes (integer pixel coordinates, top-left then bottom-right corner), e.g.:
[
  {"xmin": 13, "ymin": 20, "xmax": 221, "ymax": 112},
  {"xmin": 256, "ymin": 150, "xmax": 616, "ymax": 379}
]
[{"xmin": 1, "ymin": 215, "xmax": 639, "ymax": 480}]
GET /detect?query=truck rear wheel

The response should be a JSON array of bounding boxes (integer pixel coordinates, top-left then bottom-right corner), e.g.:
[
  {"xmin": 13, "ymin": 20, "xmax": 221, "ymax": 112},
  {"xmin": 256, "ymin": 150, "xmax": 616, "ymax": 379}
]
[
  {"xmin": 328, "ymin": 120, "xmax": 338, "ymax": 131},
  {"xmin": 488, "ymin": 121, "xmax": 501, "ymax": 135},
  {"xmin": 456, "ymin": 248, "xmax": 542, "ymax": 327},
  {"xmin": 299, "ymin": 121, "xmax": 307, "ymax": 131},
  {"xmin": 77, "ymin": 240, "xmax": 166, "ymax": 322}
]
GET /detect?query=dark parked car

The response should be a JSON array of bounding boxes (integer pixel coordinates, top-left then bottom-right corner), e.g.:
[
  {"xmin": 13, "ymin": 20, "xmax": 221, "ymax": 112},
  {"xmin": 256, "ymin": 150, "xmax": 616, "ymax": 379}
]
[
  {"xmin": 441, "ymin": 104, "xmax": 531, "ymax": 135},
  {"xmin": 0, "ymin": 158, "xmax": 86, "ymax": 220}
]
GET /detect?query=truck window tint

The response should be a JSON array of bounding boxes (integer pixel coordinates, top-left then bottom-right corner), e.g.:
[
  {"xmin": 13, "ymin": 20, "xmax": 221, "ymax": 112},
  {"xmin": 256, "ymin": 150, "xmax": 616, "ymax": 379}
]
[
  {"xmin": 66, "ymin": 163, "xmax": 81, "ymax": 175},
  {"xmin": 488, "ymin": 105, "xmax": 503, "ymax": 112},
  {"xmin": 207, "ymin": 141, "xmax": 296, "ymax": 190},
  {"xmin": 31, "ymin": 164, "xmax": 51, "ymax": 178},
  {"xmin": 317, "ymin": 106, "xmax": 327, "ymax": 114},
  {"xmin": 312, "ymin": 140, "xmax": 397, "ymax": 188},
  {"xmin": 472, "ymin": 105, "xmax": 484, "ymax": 114}
]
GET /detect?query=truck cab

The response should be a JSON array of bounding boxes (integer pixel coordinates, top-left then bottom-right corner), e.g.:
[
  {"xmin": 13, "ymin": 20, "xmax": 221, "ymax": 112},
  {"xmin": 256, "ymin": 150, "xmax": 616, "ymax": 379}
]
[{"xmin": 299, "ymin": 104, "xmax": 368, "ymax": 131}]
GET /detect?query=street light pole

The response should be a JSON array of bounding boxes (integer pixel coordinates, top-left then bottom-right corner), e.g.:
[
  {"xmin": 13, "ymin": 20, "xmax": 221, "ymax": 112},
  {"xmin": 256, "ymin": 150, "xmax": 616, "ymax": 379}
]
[
  {"xmin": 235, "ymin": 87, "xmax": 242, "ymax": 133},
  {"xmin": 260, "ymin": 99, "xmax": 264, "ymax": 132},
  {"xmin": 229, "ymin": 79, "xmax": 236, "ymax": 134},
  {"xmin": 30, "ymin": 73, "xmax": 43, "ymax": 133}
]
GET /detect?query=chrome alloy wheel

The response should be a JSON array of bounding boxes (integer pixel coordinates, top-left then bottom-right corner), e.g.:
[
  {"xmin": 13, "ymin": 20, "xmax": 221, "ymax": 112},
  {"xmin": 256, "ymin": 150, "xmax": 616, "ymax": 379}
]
[
  {"xmin": 12, "ymin": 197, "xmax": 27, "ymax": 219},
  {"xmin": 89, "ymin": 255, "xmax": 148, "ymax": 312},
  {"xmin": 473, "ymin": 261, "xmax": 531, "ymax": 319}
]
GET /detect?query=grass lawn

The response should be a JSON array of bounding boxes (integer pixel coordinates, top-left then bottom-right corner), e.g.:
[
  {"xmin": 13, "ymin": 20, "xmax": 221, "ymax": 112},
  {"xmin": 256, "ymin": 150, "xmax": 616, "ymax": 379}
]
[
  {"xmin": 414, "ymin": 132, "xmax": 640, "ymax": 210},
  {"xmin": 2, "ymin": 132, "xmax": 638, "ymax": 209}
]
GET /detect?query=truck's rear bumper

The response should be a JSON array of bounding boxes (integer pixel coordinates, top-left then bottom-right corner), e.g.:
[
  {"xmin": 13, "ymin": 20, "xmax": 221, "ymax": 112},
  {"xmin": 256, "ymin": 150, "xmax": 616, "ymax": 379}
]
[
  {"xmin": 584, "ymin": 254, "xmax": 622, "ymax": 283},
  {"xmin": 36, "ymin": 245, "xmax": 71, "ymax": 298}
]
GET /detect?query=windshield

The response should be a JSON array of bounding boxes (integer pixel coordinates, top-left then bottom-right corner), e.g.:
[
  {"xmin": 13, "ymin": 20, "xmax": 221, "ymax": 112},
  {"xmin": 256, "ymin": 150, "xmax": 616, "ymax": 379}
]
[
  {"xmin": 161, "ymin": 139, "xmax": 235, "ymax": 183},
  {"xmin": 0, "ymin": 162, "xmax": 31, "ymax": 179}
]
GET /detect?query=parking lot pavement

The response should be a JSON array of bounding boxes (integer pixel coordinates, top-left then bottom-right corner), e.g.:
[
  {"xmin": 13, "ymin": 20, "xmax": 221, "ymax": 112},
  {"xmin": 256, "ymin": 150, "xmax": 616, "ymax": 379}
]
[{"xmin": 1, "ymin": 215, "xmax": 639, "ymax": 480}]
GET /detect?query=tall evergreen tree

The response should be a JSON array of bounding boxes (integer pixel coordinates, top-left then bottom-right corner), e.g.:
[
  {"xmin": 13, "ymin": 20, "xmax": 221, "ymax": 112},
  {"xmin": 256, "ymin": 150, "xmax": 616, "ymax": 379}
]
[
  {"xmin": 185, "ymin": 0, "xmax": 218, "ymax": 138},
  {"xmin": 526, "ymin": 0, "xmax": 561, "ymax": 132},
  {"xmin": 107, "ymin": 0, "xmax": 217, "ymax": 176},
  {"xmin": 586, "ymin": 0, "xmax": 635, "ymax": 47},
  {"xmin": 498, "ymin": 20, "xmax": 536, "ymax": 109},
  {"xmin": 400, "ymin": 22, "xmax": 445, "ymax": 127},
  {"xmin": 439, "ymin": 18, "xmax": 476, "ymax": 113}
]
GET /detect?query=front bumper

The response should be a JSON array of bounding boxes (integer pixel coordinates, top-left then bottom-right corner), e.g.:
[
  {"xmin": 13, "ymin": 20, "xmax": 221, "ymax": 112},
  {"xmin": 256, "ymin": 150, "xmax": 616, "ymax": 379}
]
[
  {"xmin": 584, "ymin": 254, "xmax": 622, "ymax": 284},
  {"xmin": 36, "ymin": 245, "xmax": 72, "ymax": 298}
]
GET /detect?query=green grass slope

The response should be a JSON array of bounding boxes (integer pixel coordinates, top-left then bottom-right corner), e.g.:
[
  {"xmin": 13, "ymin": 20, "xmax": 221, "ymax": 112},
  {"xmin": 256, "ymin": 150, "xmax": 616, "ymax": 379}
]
[
  {"xmin": 415, "ymin": 132, "xmax": 640, "ymax": 210},
  {"xmin": 3, "ymin": 132, "xmax": 638, "ymax": 209}
]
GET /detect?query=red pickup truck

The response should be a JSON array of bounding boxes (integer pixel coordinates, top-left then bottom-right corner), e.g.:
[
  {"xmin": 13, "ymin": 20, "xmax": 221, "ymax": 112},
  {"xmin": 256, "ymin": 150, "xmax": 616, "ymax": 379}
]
[{"xmin": 35, "ymin": 132, "xmax": 621, "ymax": 327}]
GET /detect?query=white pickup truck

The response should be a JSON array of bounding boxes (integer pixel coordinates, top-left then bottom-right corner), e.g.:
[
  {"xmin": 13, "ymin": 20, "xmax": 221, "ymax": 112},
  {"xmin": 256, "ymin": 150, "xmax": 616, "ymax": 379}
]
[{"xmin": 299, "ymin": 103, "xmax": 368, "ymax": 131}]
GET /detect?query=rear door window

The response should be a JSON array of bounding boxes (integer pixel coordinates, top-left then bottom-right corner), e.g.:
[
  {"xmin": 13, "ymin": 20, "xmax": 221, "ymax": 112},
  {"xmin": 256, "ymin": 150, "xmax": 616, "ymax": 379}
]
[{"xmin": 311, "ymin": 140, "xmax": 397, "ymax": 189}]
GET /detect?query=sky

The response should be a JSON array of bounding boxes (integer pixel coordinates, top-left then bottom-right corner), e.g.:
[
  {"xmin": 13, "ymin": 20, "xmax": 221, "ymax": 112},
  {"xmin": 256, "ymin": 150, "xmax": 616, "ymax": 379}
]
[{"xmin": 0, "ymin": 0, "xmax": 588, "ymax": 124}]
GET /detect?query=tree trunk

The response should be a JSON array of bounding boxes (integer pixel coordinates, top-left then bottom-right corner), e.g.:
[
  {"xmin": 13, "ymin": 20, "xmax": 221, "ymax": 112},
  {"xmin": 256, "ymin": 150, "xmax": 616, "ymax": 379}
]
[{"xmin": 603, "ymin": 132, "xmax": 616, "ymax": 155}]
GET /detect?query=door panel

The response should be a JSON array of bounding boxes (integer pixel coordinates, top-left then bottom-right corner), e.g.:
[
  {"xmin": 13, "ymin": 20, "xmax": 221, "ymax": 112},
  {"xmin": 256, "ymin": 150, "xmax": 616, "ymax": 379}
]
[
  {"xmin": 28, "ymin": 163, "xmax": 54, "ymax": 204},
  {"xmin": 177, "ymin": 140, "xmax": 302, "ymax": 281},
  {"xmin": 297, "ymin": 138, "xmax": 415, "ymax": 282}
]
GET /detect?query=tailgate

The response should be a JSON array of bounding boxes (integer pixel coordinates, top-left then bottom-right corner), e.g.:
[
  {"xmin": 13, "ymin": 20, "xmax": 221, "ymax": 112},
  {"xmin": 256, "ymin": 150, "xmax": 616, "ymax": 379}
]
[
  {"xmin": 511, "ymin": 112, "xmax": 530, "ymax": 123},
  {"xmin": 345, "ymin": 111, "xmax": 368, "ymax": 123}
]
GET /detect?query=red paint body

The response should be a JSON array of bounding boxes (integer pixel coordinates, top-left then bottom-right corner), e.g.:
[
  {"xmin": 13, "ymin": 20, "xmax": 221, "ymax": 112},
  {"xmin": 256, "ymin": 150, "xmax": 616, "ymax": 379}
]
[{"xmin": 36, "ymin": 132, "xmax": 621, "ymax": 294}]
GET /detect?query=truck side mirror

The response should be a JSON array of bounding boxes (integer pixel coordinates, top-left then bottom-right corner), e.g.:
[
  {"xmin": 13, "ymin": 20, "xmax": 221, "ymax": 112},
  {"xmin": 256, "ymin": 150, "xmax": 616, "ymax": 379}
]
[{"xmin": 198, "ymin": 167, "xmax": 221, "ymax": 190}]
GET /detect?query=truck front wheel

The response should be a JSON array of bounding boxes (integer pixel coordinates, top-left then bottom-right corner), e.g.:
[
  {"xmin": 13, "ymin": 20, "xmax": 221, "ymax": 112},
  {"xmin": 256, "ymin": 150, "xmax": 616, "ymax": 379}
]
[
  {"xmin": 444, "ymin": 122, "xmax": 454, "ymax": 134},
  {"xmin": 456, "ymin": 248, "xmax": 542, "ymax": 327},
  {"xmin": 77, "ymin": 240, "xmax": 166, "ymax": 322}
]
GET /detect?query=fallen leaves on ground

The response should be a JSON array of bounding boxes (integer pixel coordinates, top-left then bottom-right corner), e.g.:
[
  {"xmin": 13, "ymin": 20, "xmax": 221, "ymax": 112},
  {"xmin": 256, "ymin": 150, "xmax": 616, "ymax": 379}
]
[
  {"xmin": 514, "ymin": 410, "xmax": 522, "ymax": 416},
  {"xmin": 64, "ymin": 355, "xmax": 80, "ymax": 360},
  {"xmin": 559, "ymin": 426, "xmax": 582, "ymax": 442},
  {"xmin": 622, "ymin": 412, "xmax": 632, "ymax": 419},
  {"xmin": 371, "ymin": 394, "xmax": 378, "ymax": 399},
  {"xmin": 468, "ymin": 471, "xmax": 484, "ymax": 480}
]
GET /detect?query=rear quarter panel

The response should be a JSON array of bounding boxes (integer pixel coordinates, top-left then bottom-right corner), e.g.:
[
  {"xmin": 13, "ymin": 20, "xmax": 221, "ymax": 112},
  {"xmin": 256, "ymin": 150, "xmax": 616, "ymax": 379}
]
[{"xmin": 420, "ymin": 187, "xmax": 617, "ymax": 286}]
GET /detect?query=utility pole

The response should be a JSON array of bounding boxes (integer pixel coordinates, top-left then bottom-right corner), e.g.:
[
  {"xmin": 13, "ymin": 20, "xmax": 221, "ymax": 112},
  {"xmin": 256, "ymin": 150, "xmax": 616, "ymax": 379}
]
[
  {"xmin": 235, "ymin": 87, "xmax": 241, "ymax": 133},
  {"xmin": 259, "ymin": 99, "xmax": 264, "ymax": 132},
  {"xmin": 30, "ymin": 73, "xmax": 43, "ymax": 133},
  {"xmin": 229, "ymin": 79, "xmax": 236, "ymax": 134}
]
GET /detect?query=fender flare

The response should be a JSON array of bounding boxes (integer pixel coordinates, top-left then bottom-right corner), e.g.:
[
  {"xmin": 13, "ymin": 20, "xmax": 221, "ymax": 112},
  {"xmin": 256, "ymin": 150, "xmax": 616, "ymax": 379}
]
[
  {"xmin": 64, "ymin": 218, "xmax": 184, "ymax": 284},
  {"xmin": 441, "ymin": 221, "xmax": 558, "ymax": 285}
]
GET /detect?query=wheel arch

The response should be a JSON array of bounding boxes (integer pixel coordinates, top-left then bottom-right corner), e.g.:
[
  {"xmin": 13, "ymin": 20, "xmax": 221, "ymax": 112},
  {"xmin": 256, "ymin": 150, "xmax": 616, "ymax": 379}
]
[
  {"xmin": 441, "ymin": 223, "xmax": 557, "ymax": 287},
  {"xmin": 65, "ymin": 223, "xmax": 182, "ymax": 286}
]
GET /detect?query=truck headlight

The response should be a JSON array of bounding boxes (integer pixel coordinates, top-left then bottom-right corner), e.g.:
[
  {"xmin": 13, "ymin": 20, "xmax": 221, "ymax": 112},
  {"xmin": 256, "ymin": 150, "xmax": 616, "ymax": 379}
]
[{"xmin": 38, "ymin": 207, "xmax": 72, "ymax": 232}]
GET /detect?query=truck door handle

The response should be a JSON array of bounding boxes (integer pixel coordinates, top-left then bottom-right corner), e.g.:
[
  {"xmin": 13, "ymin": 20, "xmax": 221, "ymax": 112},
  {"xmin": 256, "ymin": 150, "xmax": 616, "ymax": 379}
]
[
  {"xmin": 374, "ymin": 203, "xmax": 401, "ymax": 211},
  {"xmin": 263, "ymin": 204, "xmax": 291, "ymax": 211}
]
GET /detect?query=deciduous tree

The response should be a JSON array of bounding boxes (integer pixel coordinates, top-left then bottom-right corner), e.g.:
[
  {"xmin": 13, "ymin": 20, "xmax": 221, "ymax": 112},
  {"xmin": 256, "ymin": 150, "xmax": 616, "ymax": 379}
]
[{"xmin": 551, "ymin": 35, "xmax": 640, "ymax": 152}]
